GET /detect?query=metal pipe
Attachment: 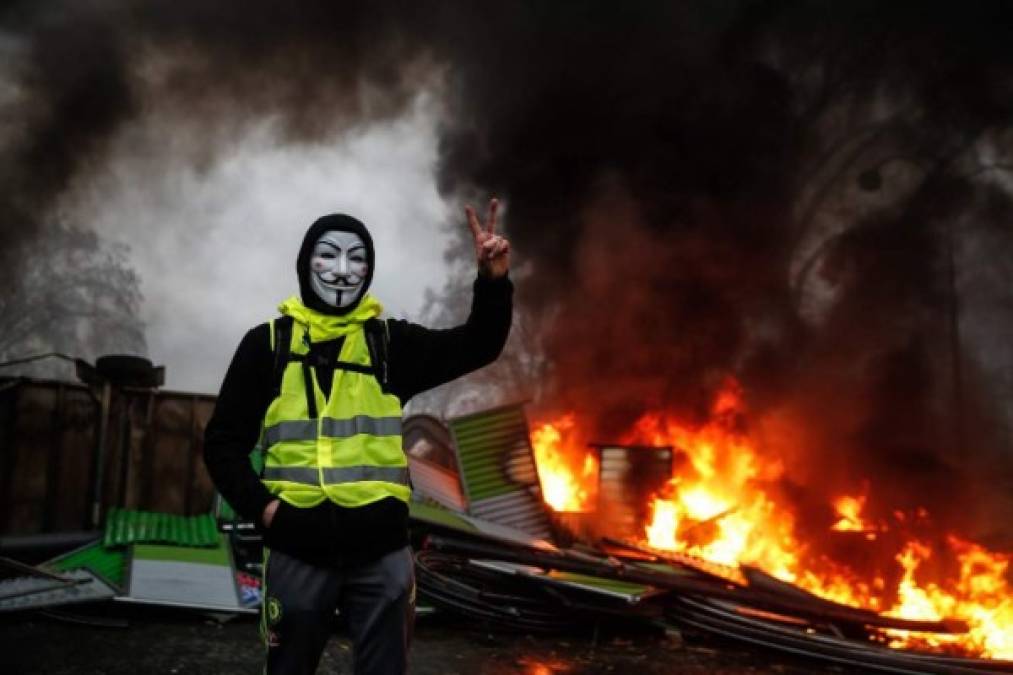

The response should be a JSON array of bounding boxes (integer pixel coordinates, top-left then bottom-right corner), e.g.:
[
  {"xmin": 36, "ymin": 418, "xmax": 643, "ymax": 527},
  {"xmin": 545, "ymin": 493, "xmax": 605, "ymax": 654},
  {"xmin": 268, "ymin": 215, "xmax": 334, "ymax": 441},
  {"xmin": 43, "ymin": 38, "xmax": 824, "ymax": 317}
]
[
  {"xmin": 89, "ymin": 382, "xmax": 112, "ymax": 529},
  {"xmin": 115, "ymin": 395, "xmax": 133, "ymax": 508}
]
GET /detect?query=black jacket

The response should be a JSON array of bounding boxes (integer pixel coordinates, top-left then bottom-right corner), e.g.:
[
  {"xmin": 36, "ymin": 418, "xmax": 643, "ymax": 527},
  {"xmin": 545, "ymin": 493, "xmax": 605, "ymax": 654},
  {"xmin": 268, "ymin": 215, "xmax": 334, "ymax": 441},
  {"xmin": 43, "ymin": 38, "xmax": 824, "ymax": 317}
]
[{"xmin": 203, "ymin": 274, "xmax": 512, "ymax": 564}]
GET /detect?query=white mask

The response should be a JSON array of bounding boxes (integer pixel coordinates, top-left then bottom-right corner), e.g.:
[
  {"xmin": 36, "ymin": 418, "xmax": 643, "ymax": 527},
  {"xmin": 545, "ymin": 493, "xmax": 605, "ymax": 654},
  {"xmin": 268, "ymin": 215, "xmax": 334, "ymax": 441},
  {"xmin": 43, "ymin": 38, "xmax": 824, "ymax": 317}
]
[{"xmin": 308, "ymin": 230, "xmax": 369, "ymax": 308}]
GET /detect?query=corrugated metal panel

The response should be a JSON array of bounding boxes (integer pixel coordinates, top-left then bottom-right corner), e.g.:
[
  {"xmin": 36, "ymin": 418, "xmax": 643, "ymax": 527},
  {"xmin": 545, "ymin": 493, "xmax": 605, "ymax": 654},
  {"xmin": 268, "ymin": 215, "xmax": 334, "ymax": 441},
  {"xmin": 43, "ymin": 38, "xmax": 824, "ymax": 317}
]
[
  {"xmin": 448, "ymin": 404, "xmax": 553, "ymax": 541},
  {"xmin": 596, "ymin": 445, "xmax": 673, "ymax": 539},
  {"xmin": 103, "ymin": 508, "xmax": 219, "ymax": 548},
  {"xmin": 450, "ymin": 405, "xmax": 538, "ymax": 502},
  {"xmin": 403, "ymin": 415, "xmax": 458, "ymax": 473},
  {"xmin": 45, "ymin": 540, "xmax": 127, "ymax": 588},
  {"xmin": 408, "ymin": 456, "xmax": 466, "ymax": 512},
  {"xmin": 470, "ymin": 493, "xmax": 553, "ymax": 541}
]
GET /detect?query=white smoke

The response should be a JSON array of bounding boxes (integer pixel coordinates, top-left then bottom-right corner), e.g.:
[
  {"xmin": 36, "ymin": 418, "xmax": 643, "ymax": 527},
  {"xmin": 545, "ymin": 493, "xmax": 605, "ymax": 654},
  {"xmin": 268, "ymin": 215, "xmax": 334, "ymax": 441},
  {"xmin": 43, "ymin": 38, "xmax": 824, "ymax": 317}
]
[{"xmin": 61, "ymin": 92, "xmax": 453, "ymax": 392}]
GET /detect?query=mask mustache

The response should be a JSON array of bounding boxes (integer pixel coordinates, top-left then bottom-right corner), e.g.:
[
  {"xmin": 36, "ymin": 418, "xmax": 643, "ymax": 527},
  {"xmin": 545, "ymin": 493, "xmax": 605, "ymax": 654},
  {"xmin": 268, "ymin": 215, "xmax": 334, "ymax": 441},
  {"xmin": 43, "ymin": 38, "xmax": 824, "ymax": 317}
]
[{"xmin": 318, "ymin": 270, "xmax": 362, "ymax": 285}]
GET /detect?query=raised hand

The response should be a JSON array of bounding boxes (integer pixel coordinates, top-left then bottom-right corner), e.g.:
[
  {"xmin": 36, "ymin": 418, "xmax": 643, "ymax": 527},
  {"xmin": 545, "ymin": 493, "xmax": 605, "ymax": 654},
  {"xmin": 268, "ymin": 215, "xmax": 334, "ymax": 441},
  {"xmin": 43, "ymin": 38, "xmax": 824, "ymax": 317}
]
[{"xmin": 465, "ymin": 198, "xmax": 511, "ymax": 279}]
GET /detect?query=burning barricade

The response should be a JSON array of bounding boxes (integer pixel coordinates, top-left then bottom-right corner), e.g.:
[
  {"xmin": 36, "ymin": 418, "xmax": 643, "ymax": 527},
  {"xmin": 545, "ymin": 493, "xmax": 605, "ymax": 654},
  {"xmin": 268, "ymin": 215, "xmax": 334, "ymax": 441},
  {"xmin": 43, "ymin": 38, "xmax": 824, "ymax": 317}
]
[{"xmin": 406, "ymin": 396, "xmax": 1013, "ymax": 673}]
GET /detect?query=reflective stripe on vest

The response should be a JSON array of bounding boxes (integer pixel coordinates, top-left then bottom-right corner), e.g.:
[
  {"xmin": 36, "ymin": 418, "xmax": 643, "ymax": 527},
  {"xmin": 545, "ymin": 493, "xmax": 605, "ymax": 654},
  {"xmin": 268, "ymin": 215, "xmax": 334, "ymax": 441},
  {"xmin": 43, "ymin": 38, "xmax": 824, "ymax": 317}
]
[
  {"xmin": 263, "ymin": 416, "xmax": 402, "ymax": 446},
  {"xmin": 262, "ymin": 465, "xmax": 410, "ymax": 486},
  {"xmin": 323, "ymin": 416, "xmax": 401, "ymax": 438},
  {"xmin": 263, "ymin": 420, "xmax": 318, "ymax": 446}
]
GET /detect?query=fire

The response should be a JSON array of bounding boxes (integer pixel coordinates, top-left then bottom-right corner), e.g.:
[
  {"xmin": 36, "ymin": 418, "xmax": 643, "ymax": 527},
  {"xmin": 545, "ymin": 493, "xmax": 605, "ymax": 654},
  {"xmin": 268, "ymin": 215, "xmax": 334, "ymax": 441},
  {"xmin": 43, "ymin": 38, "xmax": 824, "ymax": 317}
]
[
  {"xmin": 830, "ymin": 491, "xmax": 887, "ymax": 541},
  {"xmin": 528, "ymin": 380, "xmax": 1013, "ymax": 659},
  {"xmin": 884, "ymin": 538, "xmax": 1013, "ymax": 658},
  {"xmin": 632, "ymin": 384, "xmax": 800, "ymax": 579},
  {"xmin": 530, "ymin": 415, "xmax": 598, "ymax": 512}
]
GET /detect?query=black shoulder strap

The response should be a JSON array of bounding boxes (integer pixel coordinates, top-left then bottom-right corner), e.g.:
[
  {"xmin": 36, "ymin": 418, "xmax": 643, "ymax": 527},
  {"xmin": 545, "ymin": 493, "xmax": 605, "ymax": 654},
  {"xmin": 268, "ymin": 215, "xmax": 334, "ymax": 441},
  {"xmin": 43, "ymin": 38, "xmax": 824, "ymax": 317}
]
[
  {"xmin": 363, "ymin": 317, "xmax": 390, "ymax": 388},
  {"xmin": 271, "ymin": 315, "xmax": 294, "ymax": 400},
  {"xmin": 272, "ymin": 316, "xmax": 388, "ymax": 409}
]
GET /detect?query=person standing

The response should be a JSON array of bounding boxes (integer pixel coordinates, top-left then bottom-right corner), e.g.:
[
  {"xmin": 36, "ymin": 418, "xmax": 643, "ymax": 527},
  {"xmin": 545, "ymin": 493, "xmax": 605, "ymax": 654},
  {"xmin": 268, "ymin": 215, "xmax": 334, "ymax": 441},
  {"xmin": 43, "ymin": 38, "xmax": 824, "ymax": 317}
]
[{"xmin": 204, "ymin": 201, "xmax": 511, "ymax": 674}]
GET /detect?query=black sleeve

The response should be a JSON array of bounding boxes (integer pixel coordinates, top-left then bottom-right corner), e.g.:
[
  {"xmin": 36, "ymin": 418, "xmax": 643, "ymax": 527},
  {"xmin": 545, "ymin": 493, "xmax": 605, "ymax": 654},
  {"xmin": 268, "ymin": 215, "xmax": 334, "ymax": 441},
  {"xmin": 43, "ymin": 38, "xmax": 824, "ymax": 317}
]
[
  {"xmin": 386, "ymin": 274, "xmax": 513, "ymax": 402},
  {"xmin": 203, "ymin": 323, "xmax": 277, "ymax": 522}
]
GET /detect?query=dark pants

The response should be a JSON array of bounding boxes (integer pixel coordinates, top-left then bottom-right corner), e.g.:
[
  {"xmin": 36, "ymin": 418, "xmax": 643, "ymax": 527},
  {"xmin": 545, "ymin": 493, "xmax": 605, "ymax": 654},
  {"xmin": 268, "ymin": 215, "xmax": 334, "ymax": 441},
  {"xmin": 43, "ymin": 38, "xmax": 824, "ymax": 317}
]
[{"xmin": 261, "ymin": 546, "xmax": 415, "ymax": 675}]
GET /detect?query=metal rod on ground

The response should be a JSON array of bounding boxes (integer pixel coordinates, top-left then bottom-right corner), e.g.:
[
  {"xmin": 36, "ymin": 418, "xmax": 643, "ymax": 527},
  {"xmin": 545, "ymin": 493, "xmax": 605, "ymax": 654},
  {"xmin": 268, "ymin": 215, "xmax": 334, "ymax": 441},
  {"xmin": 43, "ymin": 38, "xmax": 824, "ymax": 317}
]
[
  {"xmin": 603, "ymin": 536, "xmax": 940, "ymax": 629},
  {"xmin": 600, "ymin": 537, "xmax": 747, "ymax": 585},
  {"xmin": 670, "ymin": 596, "xmax": 1010, "ymax": 675},
  {"xmin": 424, "ymin": 534, "xmax": 969, "ymax": 635}
]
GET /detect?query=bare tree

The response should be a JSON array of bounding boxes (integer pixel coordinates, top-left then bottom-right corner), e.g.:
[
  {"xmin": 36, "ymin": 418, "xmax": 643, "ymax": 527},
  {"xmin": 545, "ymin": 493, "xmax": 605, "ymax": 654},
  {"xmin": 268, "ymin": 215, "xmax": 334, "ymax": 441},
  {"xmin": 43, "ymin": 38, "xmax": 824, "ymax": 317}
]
[{"xmin": 0, "ymin": 220, "xmax": 147, "ymax": 380}]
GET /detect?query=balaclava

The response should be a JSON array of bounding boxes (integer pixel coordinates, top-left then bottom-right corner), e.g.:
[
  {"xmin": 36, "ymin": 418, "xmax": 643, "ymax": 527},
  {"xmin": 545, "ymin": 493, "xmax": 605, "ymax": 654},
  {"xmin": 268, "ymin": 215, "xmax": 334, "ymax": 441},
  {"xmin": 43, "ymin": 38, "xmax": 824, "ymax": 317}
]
[{"xmin": 297, "ymin": 214, "xmax": 376, "ymax": 315}]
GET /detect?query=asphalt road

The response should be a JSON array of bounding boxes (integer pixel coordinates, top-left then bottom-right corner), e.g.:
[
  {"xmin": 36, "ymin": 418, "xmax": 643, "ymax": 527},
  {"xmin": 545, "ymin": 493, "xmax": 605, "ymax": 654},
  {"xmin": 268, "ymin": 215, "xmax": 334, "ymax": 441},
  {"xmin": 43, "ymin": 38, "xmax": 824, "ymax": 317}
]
[{"xmin": 1, "ymin": 606, "xmax": 855, "ymax": 674}]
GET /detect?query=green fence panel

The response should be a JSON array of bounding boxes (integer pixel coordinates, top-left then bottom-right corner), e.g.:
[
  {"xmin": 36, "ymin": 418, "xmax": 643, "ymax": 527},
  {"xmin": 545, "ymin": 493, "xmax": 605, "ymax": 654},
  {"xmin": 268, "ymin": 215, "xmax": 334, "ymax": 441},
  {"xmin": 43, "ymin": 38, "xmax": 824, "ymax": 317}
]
[{"xmin": 103, "ymin": 508, "xmax": 219, "ymax": 548}]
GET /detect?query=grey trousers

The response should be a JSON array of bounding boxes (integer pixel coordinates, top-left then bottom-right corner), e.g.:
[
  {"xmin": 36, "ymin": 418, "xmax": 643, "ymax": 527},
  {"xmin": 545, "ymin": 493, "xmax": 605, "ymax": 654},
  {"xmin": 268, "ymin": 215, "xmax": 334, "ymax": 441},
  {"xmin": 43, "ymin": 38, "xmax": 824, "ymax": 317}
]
[{"xmin": 261, "ymin": 546, "xmax": 415, "ymax": 675}]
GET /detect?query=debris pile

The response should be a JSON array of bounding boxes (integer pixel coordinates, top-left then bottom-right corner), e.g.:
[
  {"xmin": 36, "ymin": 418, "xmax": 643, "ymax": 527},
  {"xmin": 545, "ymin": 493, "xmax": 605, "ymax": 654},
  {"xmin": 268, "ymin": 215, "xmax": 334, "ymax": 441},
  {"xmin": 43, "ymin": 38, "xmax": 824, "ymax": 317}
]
[
  {"xmin": 405, "ymin": 405, "xmax": 1013, "ymax": 674},
  {"xmin": 1, "ymin": 509, "xmax": 258, "ymax": 616}
]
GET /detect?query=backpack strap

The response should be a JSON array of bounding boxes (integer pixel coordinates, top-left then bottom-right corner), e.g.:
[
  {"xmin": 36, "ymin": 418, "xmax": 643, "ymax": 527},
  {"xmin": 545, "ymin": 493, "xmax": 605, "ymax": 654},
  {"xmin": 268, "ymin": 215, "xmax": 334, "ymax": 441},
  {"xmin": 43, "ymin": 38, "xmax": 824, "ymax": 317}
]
[
  {"xmin": 363, "ymin": 317, "xmax": 390, "ymax": 389},
  {"xmin": 271, "ymin": 315, "xmax": 389, "ymax": 406},
  {"xmin": 270, "ymin": 315, "xmax": 294, "ymax": 402},
  {"xmin": 273, "ymin": 316, "xmax": 320, "ymax": 419}
]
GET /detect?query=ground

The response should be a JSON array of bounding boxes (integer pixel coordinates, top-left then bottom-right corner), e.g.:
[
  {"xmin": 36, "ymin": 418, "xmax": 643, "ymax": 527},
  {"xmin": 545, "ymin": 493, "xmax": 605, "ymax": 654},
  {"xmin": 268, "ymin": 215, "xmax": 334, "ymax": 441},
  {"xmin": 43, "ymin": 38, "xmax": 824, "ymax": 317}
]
[{"xmin": 0, "ymin": 606, "xmax": 857, "ymax": 674}]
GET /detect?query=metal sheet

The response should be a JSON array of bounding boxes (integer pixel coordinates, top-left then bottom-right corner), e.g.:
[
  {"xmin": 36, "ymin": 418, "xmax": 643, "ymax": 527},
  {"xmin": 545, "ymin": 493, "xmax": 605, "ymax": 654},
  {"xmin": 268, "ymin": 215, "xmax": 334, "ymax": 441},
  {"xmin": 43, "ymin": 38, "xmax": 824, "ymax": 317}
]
[
  {"xmin": 409, "ymin": 500, "xmax": 479, "ymax": 533},
  {"xmin": 409, "ymin": 501, "xmax": 556, "ymax": 551},
  {"xmin": 103, "ymin": 508, "xmax": 219, "ymax": 548},
  {"xmin": 43, "ymin": 539, "xmax": 127, "ymax": 588},
  {"xmin": 449, "ymin": 404, "xmax": 553, "ymax": 540},
  {"xmin": 0, "ymin": 575, "xmax": 71, "ymax": 603},
  {"xmin": 470, "ymin": 559, "xmax": 660, "ymax": 603},
  {"xmin": 122, "ymin": 535, "xmax": 246, "ymax": 613},
  {"xmin": 408, "ymin": 456, "xmax": 467, "ymax": 512},
  {"xmin": 403, "ymin": 414, "xmax": 458, "ymax": 472},
  {"xmin": 0, "ymin": 569, "xmax": 116, "ymax": 612},
  {"xmin": 594, "ymin": 444, "xmax": 674, "ymax": 539}
]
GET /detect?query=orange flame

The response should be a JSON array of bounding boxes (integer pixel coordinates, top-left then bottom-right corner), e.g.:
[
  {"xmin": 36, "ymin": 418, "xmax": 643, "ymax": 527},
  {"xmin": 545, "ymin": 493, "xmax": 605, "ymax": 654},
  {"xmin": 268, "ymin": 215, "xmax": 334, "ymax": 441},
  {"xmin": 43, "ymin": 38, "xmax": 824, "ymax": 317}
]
[
  {"xmin": 831, "ymin": 491, "xmax": 887, "ymax": 540},
  {"xmin": 529, "ymin": 380, "xmax": 1013, "ymax": 659},
  {"xmin": 530, "ymin": 415, "xmax": 598, "ymax": 512},
  {"xmin": 884, "ymin": 537, "xmax": 1013, "ymax": 658},
  {"xmin": 632, "ymin": 383, "xmax": 799, "ymax": 579}
]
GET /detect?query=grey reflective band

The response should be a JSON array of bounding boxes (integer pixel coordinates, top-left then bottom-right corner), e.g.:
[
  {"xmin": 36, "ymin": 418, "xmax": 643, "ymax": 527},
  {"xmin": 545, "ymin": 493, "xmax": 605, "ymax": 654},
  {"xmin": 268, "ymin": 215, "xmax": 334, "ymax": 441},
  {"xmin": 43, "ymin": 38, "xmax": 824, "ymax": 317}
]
[
  {"xmin": 263, "ymin": 416, "xmax": 402, "ymax": 446},
  {"xmin": 263, "ymin": 420, "xmax": 318, "ymax": 446},
  {"xmin": 262, "ymin": 466, "xmax": 319, "ymax": 484},
  {"xmin": 321, "ymin": 416, "xmax": 402, "ymax": 438},
  {"xmin": 322, "ymin": 466, "xmax": 409, "ymax": 485},
  {"xmin": 262, "ymin": 465, "xmax": 409, "ymax": 486}
]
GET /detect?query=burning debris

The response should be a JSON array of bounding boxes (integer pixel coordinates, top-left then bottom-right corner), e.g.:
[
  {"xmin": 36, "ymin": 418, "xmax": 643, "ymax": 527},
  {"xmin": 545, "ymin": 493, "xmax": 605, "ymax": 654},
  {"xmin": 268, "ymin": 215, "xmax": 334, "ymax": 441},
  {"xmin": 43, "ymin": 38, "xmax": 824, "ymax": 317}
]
[
  {"xmin": 525, "ymin": 385, "xmax": 1013, "ymax": 662},
  {"xmin": 402, "ymin": 402, "xmax": 1011, "ymax": 670}
]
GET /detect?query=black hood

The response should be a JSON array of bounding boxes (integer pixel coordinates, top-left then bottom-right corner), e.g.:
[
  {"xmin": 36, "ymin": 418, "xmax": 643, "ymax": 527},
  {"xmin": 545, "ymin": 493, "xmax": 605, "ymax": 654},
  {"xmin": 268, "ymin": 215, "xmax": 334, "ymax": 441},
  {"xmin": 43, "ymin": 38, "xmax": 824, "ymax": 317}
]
[{"xmin": 297, "ymin": 213, "xmax": 375, "ymax": 315}]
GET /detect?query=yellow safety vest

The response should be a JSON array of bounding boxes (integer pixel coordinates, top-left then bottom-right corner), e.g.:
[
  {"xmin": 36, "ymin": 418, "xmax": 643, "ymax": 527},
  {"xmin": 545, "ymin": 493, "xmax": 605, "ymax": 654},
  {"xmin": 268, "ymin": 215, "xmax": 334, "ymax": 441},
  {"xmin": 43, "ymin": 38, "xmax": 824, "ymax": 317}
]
[{"xmin": 260, "ymin": 296, "xmax": 409, "ymax": 509}]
